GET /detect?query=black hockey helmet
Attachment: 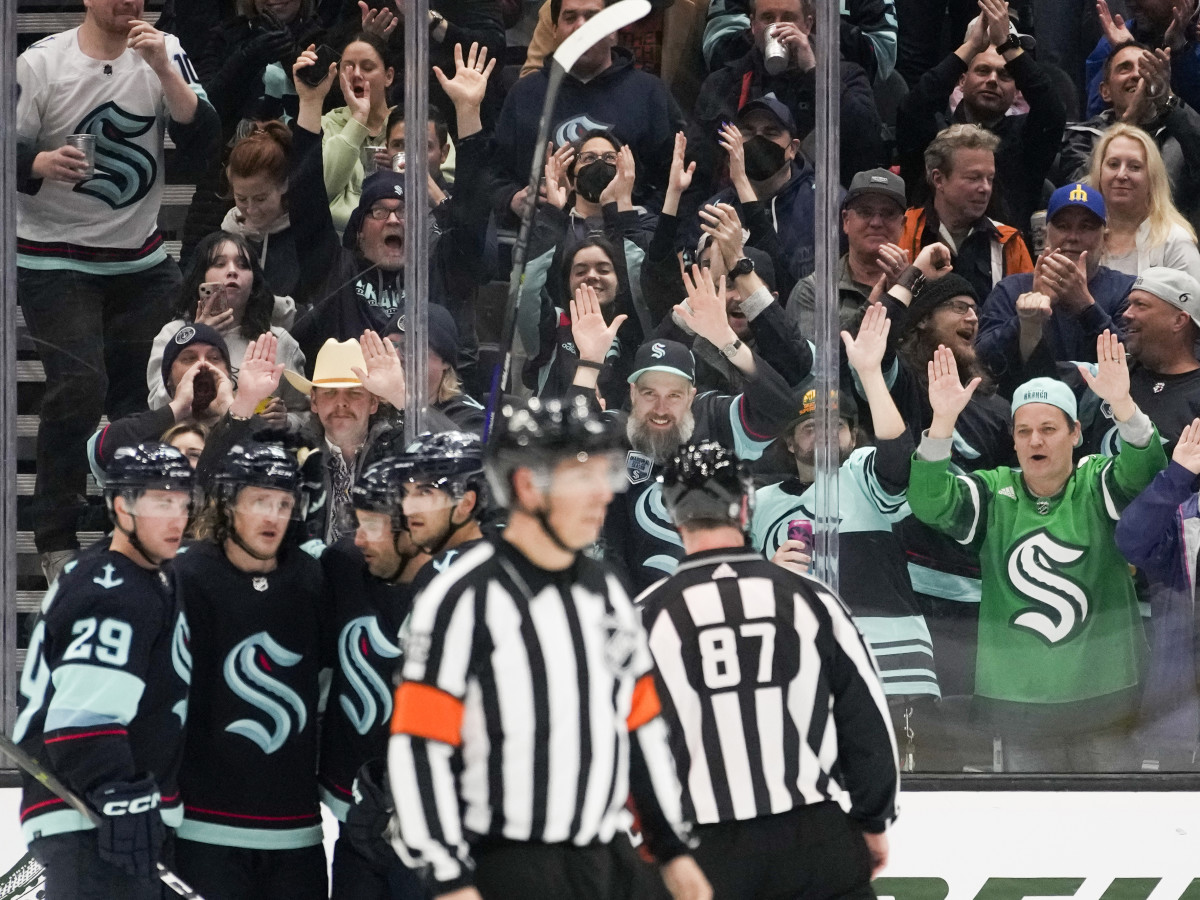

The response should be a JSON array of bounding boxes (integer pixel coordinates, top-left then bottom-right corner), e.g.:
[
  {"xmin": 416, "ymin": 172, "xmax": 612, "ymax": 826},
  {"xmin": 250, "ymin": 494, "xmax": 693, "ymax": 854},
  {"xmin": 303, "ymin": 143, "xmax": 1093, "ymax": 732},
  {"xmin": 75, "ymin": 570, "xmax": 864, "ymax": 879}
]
[
  {"xmin": 104, "ymin": 442, "xmax": 194, "ymax": 515},
  {"xmin": 212, "ymin": 441, "xmax": 308, "ymax": 519},
  {"xmin": 393, "ymin": 431, "xmax": 485, "ymax": 501},
  {"xmin": 659, "ymin": 441, "xmax": 755, "ymax": 531},
  {"xmin": 351, "ymin": 457, "xmax": 409, "ymax": 531},
  {"xmin": 485, "ymin": 395, "xmax": 624, "ymax": 505}
]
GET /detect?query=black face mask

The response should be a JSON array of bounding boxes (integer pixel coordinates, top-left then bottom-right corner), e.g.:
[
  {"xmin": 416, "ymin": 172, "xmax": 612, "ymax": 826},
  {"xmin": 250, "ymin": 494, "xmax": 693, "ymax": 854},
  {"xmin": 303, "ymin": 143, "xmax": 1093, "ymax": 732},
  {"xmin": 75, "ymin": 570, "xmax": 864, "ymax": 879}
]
[
  {"xmin": 743, "ymin": 136, "xmax": 788, "ymax": 181},
  {"xmin": 574, "ymin": 161, "xmax": 617, "ymax": 203}
]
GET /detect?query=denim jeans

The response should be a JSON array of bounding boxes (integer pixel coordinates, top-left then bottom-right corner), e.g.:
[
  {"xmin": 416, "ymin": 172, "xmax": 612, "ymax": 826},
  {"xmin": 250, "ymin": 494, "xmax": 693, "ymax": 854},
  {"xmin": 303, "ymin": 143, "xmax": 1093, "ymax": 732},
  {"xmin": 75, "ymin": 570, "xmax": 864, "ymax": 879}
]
[{"xmin": 19, "ymin": 259, "xmax": 178, "ymax": 552}]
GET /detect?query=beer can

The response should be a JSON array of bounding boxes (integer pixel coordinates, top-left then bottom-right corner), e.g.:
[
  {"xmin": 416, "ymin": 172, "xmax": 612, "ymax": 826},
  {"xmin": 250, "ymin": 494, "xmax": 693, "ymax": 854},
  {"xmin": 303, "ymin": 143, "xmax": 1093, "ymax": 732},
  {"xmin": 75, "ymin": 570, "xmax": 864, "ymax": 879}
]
[
  {"xmin": 362, "ymin": 144, "xmax": 387, "ymax": 172},
  {"xmin": 763, "ymin": 24, "xmax": 789, "ymax": 75},
  {"xmin": 1030, "ymin": 209, "xmax": 1047, "ymax": 257},
  {"xmin": 392, "ymin": 151, "xmax": 406, "ymax": 172},
  {"xmin": 65, "ymin": 133, "xmax": 96, "ymax": 178}
]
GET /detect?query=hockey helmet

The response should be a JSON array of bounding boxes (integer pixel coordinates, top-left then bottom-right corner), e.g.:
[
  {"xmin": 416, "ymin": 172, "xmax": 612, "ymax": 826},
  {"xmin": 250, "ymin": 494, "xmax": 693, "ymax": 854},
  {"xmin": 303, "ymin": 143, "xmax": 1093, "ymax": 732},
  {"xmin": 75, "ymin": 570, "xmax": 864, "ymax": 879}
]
[
  {"xmin": 392, "ymin": 431, "xmax": 485, "ymax": 501},
  {"xmin": 212, "ymin": 441, "xmax": 308, "ymax": 519},
  {"xmin": 351, "ymin": 457, "xmax": 409, "ymax": 531},
  {"xmin": 659, "ymin": 441, "xmax": 755, "ymax": 531},
  {"xmin": 485, "ymin": 395, "xmax": 624, "ymax": 505},
  {"xmin": 104, "ymin": 442, "xmax": 194, "ymax": 516}
]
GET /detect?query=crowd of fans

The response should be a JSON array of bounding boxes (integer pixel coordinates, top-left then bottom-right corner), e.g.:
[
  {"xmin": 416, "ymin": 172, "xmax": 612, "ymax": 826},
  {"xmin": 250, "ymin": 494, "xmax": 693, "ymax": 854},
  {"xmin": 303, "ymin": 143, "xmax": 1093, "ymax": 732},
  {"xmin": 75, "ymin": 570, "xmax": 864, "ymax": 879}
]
[{"xmin": 17, "ymin": 0, "xmax": 1200, "ymax": 780}]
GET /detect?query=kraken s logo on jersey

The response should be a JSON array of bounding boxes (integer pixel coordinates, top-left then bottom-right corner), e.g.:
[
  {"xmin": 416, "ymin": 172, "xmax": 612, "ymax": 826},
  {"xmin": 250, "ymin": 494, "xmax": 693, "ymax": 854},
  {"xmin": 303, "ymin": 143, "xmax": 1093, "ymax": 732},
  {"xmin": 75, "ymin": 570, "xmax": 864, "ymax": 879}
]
[
  {"xmin": 171, "ymin": 613, "xmax": 192, "ymax": 727},
  {"xmin": 635, "ymin": 481, "xmax": 683, "ymax": 575},
  {"xmin": 553, "ymin": 114, "xmax": 613, "ymax": 149},
  {"xmin": 223, "ymin": 632, "xmax": 308, "ymax": 754},
  {"xmin": 337, "ymin": 616, "xmax": 402, "ymax": 735},
  {"xmin": 1005, "ymin": 530, "xmax": 1089, "ymax": 644},
  {"xmin": 72, "ymin": 102, "xmax": 158, "ymax": 209}
]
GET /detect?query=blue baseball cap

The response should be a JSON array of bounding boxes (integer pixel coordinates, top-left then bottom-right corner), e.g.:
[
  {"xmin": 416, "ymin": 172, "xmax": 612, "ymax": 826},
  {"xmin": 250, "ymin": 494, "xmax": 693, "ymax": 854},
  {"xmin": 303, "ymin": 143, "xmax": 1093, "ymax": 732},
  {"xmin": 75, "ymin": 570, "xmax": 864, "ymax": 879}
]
[
  {"xmin": 1046, "ymin": 182, "xmax": 1106, "ymax": 225},
  {"xmin": 1011, "ymin": 377, "xmax": 1078, "ymax": 422}
]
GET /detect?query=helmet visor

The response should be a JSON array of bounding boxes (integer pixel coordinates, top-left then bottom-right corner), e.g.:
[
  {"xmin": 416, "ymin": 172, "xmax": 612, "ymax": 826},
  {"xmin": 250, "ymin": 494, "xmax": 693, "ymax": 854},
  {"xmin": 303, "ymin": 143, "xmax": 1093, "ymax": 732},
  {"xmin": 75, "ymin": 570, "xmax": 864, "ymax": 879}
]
[
  {"xmin": 128, "ymin": 490, "xmax": 194, "ymax": 519},
  {"xmin": 535, "ymin": 450, "xmax": 629, "ymax": 499}
]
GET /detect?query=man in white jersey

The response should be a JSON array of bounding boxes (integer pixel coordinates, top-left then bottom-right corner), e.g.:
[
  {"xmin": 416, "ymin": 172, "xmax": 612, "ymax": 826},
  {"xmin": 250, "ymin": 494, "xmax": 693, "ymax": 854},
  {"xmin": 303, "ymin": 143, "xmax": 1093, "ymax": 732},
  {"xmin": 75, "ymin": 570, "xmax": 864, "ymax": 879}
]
[{"xmin": 16, "ymin": 0, "xmax": 219, "ymax": 585}]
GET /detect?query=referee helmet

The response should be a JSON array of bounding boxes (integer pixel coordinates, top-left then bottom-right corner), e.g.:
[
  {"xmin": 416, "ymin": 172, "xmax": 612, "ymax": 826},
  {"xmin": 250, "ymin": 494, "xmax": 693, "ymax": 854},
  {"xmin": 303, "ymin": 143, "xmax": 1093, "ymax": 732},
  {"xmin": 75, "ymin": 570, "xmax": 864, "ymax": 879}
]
[{"xmin": 660, "ymin": 441, "xmax": 755, "ymax": 533}]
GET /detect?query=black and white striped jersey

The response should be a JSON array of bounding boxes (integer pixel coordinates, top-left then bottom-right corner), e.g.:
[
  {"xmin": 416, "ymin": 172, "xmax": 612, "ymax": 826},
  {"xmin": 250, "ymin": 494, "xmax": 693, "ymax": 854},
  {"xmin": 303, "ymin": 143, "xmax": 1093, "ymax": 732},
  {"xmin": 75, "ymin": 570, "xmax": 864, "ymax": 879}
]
[
  {"xmin": 636, "ymin": 547, "xmax": 899, "ymax": 831},
  {"xmin": 388, "ymin": 538, "xmax": 690, "ymax": 894}
]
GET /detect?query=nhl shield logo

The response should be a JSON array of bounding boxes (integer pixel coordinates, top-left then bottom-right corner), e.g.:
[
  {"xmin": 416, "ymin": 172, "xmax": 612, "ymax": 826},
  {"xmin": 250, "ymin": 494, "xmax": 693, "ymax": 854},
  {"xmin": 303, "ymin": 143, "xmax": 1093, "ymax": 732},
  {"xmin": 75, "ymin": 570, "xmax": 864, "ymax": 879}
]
[{"xmin": 626, "ymin": 451, "xmax": 654, "ymax": 485}]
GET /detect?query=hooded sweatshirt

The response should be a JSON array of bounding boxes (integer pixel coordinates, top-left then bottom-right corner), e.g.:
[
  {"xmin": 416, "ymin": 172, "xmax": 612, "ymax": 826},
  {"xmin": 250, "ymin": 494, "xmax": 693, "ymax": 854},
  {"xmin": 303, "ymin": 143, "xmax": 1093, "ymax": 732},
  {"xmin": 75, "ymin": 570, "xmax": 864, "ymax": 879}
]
[{"xmin": 220, "ymin": 206, "xmax": 301, "ymax": 302}]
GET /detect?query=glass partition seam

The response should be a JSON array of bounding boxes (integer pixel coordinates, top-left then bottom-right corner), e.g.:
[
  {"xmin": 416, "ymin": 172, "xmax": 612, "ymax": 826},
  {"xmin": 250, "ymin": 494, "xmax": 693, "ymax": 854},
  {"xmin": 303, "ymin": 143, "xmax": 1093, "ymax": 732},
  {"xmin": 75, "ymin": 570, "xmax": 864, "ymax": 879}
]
[
  {"xmin": 1, "ymin": 0, "xmax": 17, "ymax": 741},
  {"xmin": 812, "ymin": 0, "xmax": 839, "ymax": 591},
  {"xmin": 404, "ymin": 0, "xmax": 432, "ymax": 443}
]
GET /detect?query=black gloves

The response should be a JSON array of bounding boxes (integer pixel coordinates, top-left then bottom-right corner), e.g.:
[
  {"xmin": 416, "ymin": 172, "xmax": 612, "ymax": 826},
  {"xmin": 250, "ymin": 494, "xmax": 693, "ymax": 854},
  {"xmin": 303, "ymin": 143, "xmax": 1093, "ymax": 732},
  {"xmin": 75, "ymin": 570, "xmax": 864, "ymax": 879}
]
[
  {"xmin": 87, "ymin": 777, "xmax": 165, "ymax": 880},
  {"xmin": 240, "ymin": 28, "xmax": 296, "ymax": 69},
  {"xmin": 345, "ymin": 759, "xmax": 398, "ymax": 871}
]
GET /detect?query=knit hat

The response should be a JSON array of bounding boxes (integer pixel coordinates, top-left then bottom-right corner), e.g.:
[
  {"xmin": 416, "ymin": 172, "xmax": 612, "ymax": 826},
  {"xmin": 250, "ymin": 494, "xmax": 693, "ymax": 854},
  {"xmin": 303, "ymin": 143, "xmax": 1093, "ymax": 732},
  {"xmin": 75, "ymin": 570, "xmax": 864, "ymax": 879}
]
[
  {"xmin": 384, "ymin": 304, "xmax": 461, "ymax": 367},
  {"xmin": 343, "ymin": 171, "xmax": 406, "ymax": 250},
  {"xmin": 900, "ymin": 273, "xmax": 979, "ymax": 336},
  {"xmin": 161, "ymin": 323, "xmax": 231, "ymax": 391}
]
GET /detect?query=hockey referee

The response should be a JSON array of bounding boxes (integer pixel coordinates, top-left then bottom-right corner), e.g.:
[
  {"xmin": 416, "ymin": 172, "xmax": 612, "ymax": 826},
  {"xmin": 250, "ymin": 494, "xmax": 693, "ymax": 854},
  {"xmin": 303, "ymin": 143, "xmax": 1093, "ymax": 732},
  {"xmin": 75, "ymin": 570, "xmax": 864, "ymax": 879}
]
[
  {"xmin": 388, "ymin": 395, "xmax": 711, "ymax": 899},
  {"xmin": 637, "ymin": 442, "xmax": 899, "ymax": 898}
]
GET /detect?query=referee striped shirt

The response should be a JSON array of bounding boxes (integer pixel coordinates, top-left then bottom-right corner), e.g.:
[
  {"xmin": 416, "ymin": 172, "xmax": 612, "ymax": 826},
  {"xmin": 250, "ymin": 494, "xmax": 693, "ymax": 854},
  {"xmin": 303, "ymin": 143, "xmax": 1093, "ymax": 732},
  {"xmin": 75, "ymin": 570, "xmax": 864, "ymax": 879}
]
[
  {"xmin": 637, "ymin": 547, "xmax": 899, "ymax": 831},
  {"xmin": 388, "ymin": 539, "xmax": 689, "ymax": 893}
]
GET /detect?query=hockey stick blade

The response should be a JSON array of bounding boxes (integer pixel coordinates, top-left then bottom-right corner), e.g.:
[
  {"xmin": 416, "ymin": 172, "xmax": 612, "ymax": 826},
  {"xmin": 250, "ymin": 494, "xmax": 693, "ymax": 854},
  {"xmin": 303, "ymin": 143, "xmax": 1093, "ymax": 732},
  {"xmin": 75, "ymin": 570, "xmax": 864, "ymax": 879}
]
[
  {"xmin": 0, "ymin": 733, "xmax": 208, "ymax": 900},
  {"xmin": 552, "ymin": 0, "xmax": 650, "ymax": 71}
]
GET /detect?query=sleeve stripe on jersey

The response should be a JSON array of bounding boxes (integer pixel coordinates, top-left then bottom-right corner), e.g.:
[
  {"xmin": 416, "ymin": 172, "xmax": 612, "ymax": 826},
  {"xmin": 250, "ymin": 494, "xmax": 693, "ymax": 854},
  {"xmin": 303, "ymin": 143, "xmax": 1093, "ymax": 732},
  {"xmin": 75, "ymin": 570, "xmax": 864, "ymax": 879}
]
[
  {"xmin": 44, "ymin": 727, "xmax": 128, "ymax": 744},
  {"xmin": 956, "ymin": 475, "xmax": 983, "ymax": 545},
  {"xmin": 1100, "ymin": 460, "xmax": 1121, "ymax": 521},
  {"xmin": 46, "ymin": 664, "xmax": 146, "ymax": 731},
  {"xmin": 627, "ymin": 673, "xmax": 662, "ymax": 732},
  {"xmin": 391, "ymin": 683, "xmax": 465, "ymax": 746}
]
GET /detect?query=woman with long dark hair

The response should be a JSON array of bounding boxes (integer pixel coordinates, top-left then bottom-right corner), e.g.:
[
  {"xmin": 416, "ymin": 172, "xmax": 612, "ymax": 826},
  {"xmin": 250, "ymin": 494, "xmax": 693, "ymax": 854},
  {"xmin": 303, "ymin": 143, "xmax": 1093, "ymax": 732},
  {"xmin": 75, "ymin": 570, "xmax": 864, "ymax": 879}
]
[{"xmin": 148, "ymin": 232, "xmax": 307, "ymax": 424}]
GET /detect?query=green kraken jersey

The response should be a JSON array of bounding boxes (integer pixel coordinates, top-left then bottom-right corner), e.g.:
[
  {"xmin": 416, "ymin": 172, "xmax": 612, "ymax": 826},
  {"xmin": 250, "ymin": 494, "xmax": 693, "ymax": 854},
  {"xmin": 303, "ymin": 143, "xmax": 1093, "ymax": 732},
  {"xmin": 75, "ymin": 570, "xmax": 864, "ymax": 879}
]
[{"xmin": 908, "ymin": 432, "xmax": 1167, "ymax": 705}]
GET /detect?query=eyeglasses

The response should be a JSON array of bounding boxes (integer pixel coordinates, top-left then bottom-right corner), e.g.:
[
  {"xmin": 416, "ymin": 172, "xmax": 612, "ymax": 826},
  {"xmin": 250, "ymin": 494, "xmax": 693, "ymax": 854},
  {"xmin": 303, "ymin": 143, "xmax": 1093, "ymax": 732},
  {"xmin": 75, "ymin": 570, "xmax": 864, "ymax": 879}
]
[
  {"xmin": 847, "ymin": 204, "xmax": 903, "ymax": 222},
  {"xmin": 367, "ymin": 204, "xmax": 404, "ymax": 221},
  {"xmin": 939, "ymin": 299, "xmax": 978, "ymax": 316},
  {"xmin": 578, "ymin": 151, "xmax": 618, "ymax": 166}
]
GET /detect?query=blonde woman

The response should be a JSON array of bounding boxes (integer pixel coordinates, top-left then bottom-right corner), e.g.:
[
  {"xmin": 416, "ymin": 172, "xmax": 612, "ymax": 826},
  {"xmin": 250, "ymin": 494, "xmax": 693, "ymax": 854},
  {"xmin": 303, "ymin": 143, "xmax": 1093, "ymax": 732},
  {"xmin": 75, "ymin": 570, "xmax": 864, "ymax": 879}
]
[{"xmin": 1087, "ymin": 122, "xmax": 1200, "ymax": 284}]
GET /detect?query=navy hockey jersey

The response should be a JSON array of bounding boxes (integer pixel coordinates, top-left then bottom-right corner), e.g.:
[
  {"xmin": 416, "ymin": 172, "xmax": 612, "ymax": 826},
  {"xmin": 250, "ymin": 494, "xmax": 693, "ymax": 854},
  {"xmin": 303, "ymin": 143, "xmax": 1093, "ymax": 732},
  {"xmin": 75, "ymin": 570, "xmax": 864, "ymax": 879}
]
[
  {"xmin": 15, "ymin": 541, "xmax": 189, "ymax": 844},
  {"xmin": 318, "ymin": 538, "xmax": 411, "ymax": 821},
  {"xmin": 172, "ymin": 541, "xmax": 329, "ymax": 849}
]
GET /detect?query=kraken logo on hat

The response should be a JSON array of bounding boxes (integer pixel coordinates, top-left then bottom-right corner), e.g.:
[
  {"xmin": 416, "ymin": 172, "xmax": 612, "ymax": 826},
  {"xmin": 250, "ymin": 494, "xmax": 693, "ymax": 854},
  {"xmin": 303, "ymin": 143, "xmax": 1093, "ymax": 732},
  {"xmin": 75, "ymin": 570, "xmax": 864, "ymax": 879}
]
[{"xmin": 175, "ymin": 326, "xmax": 196, "ymax": 344}]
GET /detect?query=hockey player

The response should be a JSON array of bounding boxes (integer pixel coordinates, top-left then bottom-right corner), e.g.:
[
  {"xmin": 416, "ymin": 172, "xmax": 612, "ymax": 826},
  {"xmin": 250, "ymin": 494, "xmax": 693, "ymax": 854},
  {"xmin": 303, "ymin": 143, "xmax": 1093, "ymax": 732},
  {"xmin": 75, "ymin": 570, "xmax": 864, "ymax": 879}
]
[
  {"xmin": 172, "ymin": 441, "xmax": 331, "ymax": 898},
  {"xmin": 388, "ymin": 395, "xmax": 712, "ymax": 900},
  {"xmin": 910, "ymin": 332, "xmax": 1167, "ymax": 770},
  {"xmin": 639, "ymin": 442, "xmax": 899, "ymax": 896},
  {"xmin": 14, "ymin": 443, "xmax": 194, "ymax": 899},
  {"xmin": 17, "ymin": 0, "xmax": 219, "ymax": 585},
  {"xmin": 321, "ymin": 459, "xmax": 425, "ymax": 899},
  {"xmin": 391, "ymin": 430, "xmax": 488, "ymax": 590},
  {"xmin": 754, "ymin": 305, "xmax": 941, "ymax": 766}
]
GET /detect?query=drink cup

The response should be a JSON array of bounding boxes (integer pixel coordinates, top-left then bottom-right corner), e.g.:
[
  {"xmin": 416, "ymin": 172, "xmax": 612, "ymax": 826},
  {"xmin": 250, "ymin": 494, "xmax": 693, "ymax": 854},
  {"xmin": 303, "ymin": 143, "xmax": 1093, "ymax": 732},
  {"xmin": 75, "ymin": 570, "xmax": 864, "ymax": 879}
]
[
  {"xmin": 362, "ymin": 144, "xmax": 388, "ymax": 172},
  {"xmin": 65, "ymin": 134, "xmax": 96, "ymax": 178},
  {"xmin": 764, "ymin": 25, "xmax": 788, "ymax": 75}
]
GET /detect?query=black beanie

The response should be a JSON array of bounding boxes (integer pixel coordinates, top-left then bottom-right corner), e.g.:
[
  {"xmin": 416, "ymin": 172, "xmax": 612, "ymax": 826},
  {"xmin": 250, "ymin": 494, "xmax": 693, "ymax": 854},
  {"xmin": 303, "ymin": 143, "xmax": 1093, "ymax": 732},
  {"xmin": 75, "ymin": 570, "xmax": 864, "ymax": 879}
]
[
  {"xmin": 899, "ymin": 273, "xmax": 979, "ymax": 336},
  {"xmin": 344, "ymin": 171, "xmax": 406, "ymax": 250},
  {"xmin": 161, "ymin": 323, "xmax": 231, "ymax": 392}
]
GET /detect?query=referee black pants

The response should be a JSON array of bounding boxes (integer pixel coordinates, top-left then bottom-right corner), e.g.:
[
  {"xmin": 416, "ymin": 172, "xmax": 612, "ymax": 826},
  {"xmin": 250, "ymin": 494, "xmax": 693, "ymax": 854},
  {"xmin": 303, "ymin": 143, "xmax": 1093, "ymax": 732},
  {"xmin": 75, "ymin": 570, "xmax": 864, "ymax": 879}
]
[
  {"xmin": 473, "ymin": 834, "xmax": 663, "ymax": 900},
  {"xmin": 691, "ymin": 802, "xmax": 874, "ymax": 900}
]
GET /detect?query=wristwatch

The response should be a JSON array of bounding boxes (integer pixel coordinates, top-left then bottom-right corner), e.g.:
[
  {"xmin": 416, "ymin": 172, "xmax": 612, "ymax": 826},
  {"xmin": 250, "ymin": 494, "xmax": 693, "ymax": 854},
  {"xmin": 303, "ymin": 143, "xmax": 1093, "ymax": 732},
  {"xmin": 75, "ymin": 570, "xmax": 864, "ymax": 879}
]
[
  {"xmin": 429, "ymin": 11, "xmax": 446, "ymax": 33},
  {"xmin": 720, "ymin": 338, "xmax": 744, "ymax": 359},
  {"xmin": 897, "ymin": 266, "xmax": 926, "ymax": 294},
  {"xmin": 997, "ymin": 32, "xmax": 1022, "ymax": 54},
  {"xmin": 729, "ymin": 257, "xmax": 755, "ymax": 278}
]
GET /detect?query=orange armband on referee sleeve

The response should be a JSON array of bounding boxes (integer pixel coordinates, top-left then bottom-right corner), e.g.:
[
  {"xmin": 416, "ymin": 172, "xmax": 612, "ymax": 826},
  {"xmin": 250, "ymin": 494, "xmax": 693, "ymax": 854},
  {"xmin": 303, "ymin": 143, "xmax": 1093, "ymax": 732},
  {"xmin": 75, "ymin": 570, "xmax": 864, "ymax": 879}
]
[
  {"xmin": 391, "ymin": 682, "xmax": 465, "ymax": 747},
  {"xmin": 626, "ymin": 673, "xmax": 661, "ymax": 732}
]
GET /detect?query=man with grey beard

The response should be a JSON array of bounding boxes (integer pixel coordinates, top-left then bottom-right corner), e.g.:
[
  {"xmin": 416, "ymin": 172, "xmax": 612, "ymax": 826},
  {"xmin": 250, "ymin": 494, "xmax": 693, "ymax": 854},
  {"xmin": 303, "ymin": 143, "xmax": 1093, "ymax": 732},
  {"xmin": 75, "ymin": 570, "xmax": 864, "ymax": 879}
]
[{"xmin": 569, "ymin": 266, "xmax": 795, "ymax": 591}]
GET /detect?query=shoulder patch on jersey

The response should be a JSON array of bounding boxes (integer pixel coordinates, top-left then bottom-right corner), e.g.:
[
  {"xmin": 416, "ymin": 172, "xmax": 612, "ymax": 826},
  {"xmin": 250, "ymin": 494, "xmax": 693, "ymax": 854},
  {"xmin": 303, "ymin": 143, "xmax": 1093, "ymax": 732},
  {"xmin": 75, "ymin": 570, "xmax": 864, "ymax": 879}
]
[
  {"xmin": 627, "ymin": 451, "xmax": 654, "ymax": 485},
  {"xmin": 404, "ymin": 631, "xmax": 432, "ymax": 666},
  {"xmin": 93, "ymin": 564, "xmax": 125, "ymax": 590},
  {"xmin": 711, "ymin": 563, "xmax": 738, "ymax": 579},
  {"xmin": 998, "ymin": 486, "xmax": 1016, "ymax": 499}
]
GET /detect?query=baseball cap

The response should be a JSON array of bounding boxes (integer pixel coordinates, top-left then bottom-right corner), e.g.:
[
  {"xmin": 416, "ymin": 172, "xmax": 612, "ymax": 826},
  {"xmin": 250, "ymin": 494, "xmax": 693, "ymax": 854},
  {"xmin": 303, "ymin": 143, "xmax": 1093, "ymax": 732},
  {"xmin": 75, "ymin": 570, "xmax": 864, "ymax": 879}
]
[
  {"xmin": 385, "ymin": 304, "xmax": 461, "ymax": 367},
  {"xmin": 1132, "ymin": 266, "xmax": 1200, "ymax": 326},
  {"xmin": 161, "ymin": 323, "xmax": 231, "ymax": 390},
  {"xmin": 736, "ymin": 95, "xmax": 797, "ymax": 135},
  {"xmin": 1046, "ymin": 182, "xmax": 1106, "ymax": 225},
  {"xmin": 843, "ymin": 168, "xmax": 906, "ymax": 212},
  {"xmin": 1011, "ymin": 377, "xmax": 1078, "ymax": 422},
  {"xmin": 789, "ymin": 377, "xmax": 859, "ymax": 426},
  {"xmin": 628, "ymin": 339, "xmax": 696, "ymax": 384}
]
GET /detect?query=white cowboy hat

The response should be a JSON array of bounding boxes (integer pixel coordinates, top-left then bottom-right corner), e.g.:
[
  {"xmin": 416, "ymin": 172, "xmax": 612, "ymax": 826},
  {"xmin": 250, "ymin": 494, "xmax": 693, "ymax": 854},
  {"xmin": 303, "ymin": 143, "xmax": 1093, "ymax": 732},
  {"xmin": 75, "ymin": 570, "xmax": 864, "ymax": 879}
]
[{"xmin": 283, "ymin": 338, "xmax": 366, "ymax": 395}]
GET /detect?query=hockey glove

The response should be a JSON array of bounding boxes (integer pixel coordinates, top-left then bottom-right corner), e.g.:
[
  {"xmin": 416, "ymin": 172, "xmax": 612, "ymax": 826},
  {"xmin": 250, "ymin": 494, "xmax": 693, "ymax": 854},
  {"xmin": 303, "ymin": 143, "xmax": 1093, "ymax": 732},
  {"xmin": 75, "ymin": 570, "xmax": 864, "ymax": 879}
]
[
  {"xmin": 87, "ymin": 776, "xmax": 165, "ymax": 880},
  {"xmin": 345, "ymin": 759, "xmax": 398, "ymax": 870}
]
